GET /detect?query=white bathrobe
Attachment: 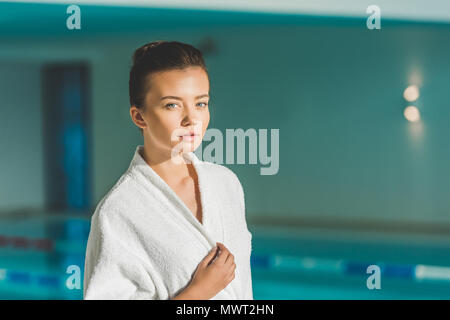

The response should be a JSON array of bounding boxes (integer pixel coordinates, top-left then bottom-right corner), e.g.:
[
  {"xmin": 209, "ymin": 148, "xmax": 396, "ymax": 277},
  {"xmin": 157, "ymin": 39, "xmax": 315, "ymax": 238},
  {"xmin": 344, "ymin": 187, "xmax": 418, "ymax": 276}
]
[{"xmin": 83, "ymin": 145, "xmax": 253, "ymax": 300}]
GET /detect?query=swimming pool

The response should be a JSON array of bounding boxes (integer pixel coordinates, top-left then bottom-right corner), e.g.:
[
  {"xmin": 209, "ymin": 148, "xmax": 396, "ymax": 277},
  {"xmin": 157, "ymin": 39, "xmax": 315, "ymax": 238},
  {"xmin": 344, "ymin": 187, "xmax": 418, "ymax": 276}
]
[
  {"xmin": 0, "ymin": 214, "xmax": 449, "ymax": 299},
  {"xmin": 250, "ymin": 225, "xmax": 450, "ymax": 299}
]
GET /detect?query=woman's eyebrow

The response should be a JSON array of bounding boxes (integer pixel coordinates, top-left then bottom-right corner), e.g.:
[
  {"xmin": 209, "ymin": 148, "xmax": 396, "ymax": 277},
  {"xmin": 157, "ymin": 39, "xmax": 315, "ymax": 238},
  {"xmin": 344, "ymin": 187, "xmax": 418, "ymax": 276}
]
[{"xmin": 160, "ymin": 94, "xmax": 209, "ymax": 101}]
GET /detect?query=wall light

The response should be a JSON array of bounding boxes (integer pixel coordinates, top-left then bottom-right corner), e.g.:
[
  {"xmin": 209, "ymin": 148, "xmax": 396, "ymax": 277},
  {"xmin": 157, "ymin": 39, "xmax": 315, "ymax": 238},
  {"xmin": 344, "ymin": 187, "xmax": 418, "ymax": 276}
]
[
  {"xmin": 403, "ymin": 85, "xmax": 420, "ymax": 102},
  {"xmin": 404, "ymin": 105, "xmax": 421, "ymax": 122}
]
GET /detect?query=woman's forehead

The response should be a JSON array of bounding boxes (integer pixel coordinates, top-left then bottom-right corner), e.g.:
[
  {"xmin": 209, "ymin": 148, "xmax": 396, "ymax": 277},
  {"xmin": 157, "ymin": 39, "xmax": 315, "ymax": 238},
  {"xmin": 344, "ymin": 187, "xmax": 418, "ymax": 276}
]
[{"xmin": 146, "ymin": 69, "xmax": 209, "ymax": 98}]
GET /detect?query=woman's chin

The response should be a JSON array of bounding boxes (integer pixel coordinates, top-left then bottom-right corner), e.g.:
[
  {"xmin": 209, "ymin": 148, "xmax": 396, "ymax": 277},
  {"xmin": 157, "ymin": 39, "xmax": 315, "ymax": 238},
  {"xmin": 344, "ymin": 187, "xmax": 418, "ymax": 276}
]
[
  {"xmin": 180, "ymin": 141, "xmax": 199, "ymax": 153},
  {"xmin": 169, "ymin": 141, "xmax": 197, "ymax": 154}
]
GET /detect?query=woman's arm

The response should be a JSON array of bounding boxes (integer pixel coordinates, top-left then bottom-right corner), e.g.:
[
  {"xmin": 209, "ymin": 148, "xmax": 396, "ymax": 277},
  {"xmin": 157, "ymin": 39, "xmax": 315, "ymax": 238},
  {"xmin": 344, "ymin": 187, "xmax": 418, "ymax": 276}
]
[
  {"xmin": 83, "ymin": 208, "xmax": 158, "ymax": 300},
  {"xmin": 171, "ymin": 284, "xmax": 203, "ymax": 300}
]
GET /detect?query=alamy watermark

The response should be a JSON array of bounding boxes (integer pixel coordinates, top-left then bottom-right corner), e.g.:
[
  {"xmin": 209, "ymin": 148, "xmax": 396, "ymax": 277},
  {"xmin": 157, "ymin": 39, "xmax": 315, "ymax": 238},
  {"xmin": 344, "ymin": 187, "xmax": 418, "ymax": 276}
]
[
  {"xmin": 171, "ymin": 124, "xmax": 279, "ymax": 176},
  {"xmin": 66, "ymin": 264, "xmax": 81, "ymax": 289},
  {"xmin": 366, "ymin": 5, "xmax": 381, "ymax": 30},
  {"xmin": 66, "ymin": 5, "xmax": 81, "ymax": 30},
  {"xmin": 366, "ymin": 264, "xmax": 381, "ymax": 289}
]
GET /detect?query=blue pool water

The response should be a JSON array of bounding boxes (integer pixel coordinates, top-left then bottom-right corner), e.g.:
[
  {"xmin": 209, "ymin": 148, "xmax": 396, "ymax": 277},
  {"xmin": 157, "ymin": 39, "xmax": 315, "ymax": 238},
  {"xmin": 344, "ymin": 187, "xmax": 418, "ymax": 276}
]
[
  {"xmin": 250, "ymin": 226, "xmax": 450, "ymax": 299},
  {"xmin": 0, "ymin": 215, "xmax": 449, "ymax": 299}
]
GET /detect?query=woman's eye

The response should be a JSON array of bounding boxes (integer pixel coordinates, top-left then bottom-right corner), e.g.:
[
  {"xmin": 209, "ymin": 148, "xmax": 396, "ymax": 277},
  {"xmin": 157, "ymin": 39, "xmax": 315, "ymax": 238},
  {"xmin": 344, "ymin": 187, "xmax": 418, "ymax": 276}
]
[
  {"xmin": 197, "ymin": 102, "xmax": 208, "ymax": 107},
  {"xmin": 165, "ymin": 103, "xmax": 177, "ymax": 109}
]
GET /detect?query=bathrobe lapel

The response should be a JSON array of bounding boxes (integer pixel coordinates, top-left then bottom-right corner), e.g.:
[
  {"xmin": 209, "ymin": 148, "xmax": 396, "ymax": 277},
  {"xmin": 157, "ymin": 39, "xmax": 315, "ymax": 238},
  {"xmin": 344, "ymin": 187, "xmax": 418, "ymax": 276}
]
[
  {"xmin": 129, "ymin": 146, "xmax": 225, "ymax": 251},
  {"xmin": 129, "ymin": 146, "xmax": 241, "ymax": 299}
]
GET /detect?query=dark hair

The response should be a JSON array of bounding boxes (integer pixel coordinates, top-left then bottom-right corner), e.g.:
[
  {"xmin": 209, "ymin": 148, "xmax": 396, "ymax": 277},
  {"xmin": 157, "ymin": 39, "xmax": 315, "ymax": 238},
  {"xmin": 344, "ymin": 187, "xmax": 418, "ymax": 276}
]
[{"xmin": 129, "ymin": 40, "xmax": 209, "ymax": 134}]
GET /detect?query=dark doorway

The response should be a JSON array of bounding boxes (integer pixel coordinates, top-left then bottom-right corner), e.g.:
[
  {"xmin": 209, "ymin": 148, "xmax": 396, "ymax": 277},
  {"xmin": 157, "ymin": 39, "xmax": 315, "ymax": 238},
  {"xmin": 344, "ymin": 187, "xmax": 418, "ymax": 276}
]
[{"xmin": 42, "ymin": 63, "xmax": 91, "ymax": 211}]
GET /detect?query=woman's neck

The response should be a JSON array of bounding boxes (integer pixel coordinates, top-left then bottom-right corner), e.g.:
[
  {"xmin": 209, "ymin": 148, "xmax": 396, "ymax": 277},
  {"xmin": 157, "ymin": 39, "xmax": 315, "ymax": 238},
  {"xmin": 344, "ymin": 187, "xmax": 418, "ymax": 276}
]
[{"xmin": 140, "ymin": 141, "xmax": 190, "ymax": 181}]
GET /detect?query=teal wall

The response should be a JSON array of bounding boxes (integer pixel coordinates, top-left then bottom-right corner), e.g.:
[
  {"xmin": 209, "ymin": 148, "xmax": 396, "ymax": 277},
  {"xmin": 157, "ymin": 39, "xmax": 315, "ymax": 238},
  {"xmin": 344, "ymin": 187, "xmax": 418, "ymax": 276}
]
[
  {"xmin": 205, "ymin": 24, "xmax": 450, "ymax": 224},
  {"xmin": 0, "ymin": 62, "xmax": 44, "ymax": 210},
  {"xmin": 0, "ymin": 3, "xmax": 449, "ymax": 226}
]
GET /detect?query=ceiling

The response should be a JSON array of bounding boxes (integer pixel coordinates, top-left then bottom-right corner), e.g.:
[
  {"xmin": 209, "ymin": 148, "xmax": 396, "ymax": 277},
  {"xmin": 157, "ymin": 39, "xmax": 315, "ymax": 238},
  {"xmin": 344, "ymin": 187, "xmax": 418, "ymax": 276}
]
[
  {"xmin": 1, "ymin": 0, "xmax": 449, "ymax": 38},
  {"xmin": 7, "ymin": 0, "xmax": 450, "ymax": 23}
]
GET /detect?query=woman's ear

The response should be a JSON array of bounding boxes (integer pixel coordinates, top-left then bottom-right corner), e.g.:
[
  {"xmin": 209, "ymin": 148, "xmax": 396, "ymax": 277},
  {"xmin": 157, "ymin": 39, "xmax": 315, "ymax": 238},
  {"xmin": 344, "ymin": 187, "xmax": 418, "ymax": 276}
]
[{"xmin": 130, "ymin": 106, "xmax": 147, "ymax": 130}]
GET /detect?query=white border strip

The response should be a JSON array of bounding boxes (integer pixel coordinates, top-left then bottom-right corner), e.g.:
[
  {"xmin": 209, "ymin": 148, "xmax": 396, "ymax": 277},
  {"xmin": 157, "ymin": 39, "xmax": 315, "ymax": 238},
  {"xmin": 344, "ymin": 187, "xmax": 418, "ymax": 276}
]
[{"xmin": 3, "ymin": 0, "xmax": 450, "ymax": 23}]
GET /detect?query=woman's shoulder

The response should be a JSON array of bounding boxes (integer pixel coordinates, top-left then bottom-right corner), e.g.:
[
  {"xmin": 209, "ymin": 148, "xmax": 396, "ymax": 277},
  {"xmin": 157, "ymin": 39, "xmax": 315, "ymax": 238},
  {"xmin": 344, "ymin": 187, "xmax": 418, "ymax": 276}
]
[
  {"xmin": 200, "ymin": 160, "xmax": 243, "ymax": 191},
  {"xmin": 90, "ymin": 170, "xmax": 137, "ymax": 221},
  {"xmin": 200, "ymin": 160, "xmax": 247, "ymax": 218}
]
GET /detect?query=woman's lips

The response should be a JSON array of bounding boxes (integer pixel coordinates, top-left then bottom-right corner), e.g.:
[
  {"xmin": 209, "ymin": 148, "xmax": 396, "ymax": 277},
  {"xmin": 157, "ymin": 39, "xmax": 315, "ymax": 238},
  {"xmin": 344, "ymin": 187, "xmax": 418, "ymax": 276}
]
[{"xmin": 179, "ymin": 133, "xmax": 199, "ymax": 142}]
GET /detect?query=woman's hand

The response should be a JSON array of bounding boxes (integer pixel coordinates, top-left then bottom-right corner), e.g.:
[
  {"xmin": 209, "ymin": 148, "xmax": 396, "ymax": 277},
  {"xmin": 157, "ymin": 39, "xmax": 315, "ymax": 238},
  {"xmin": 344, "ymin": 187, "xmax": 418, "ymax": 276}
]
[{"xmin": 187, "ymin": 242, "xmax": 236, "ymax": 300}]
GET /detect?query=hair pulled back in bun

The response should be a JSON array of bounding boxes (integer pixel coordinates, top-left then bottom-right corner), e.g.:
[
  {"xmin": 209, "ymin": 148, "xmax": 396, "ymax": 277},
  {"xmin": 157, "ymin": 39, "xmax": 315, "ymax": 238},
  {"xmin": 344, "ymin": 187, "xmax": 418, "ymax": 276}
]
[{"xmin": 129, "ymin": 40, "xmax": 209, "ymax": 111}]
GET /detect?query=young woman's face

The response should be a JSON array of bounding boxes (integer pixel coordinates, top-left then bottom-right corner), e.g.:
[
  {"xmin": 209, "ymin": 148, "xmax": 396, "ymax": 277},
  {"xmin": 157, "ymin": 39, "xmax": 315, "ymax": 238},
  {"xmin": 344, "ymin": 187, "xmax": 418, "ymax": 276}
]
[{"xmin": 131, "ymin": 66, "xmax": 210, "ymax": 155}]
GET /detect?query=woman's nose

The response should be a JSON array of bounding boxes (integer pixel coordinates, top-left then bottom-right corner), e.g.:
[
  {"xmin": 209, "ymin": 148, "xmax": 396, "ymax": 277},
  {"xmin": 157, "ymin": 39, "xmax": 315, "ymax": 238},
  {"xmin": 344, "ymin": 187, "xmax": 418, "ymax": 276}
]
[
  {"xmin": 181, "ymin": 116, "xmax": 195, "ymax": 127},
  {"xmin": 181, "ymin": 106, "xmax": 197, "ymax": 125}
]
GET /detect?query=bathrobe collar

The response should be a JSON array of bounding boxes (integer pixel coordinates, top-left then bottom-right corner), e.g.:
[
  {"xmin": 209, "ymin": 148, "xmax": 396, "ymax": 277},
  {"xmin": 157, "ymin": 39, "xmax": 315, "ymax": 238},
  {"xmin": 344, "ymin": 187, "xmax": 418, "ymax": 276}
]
[{"xmin": 127, "ymin": 145, "xmax": 223, "ymax": 249}]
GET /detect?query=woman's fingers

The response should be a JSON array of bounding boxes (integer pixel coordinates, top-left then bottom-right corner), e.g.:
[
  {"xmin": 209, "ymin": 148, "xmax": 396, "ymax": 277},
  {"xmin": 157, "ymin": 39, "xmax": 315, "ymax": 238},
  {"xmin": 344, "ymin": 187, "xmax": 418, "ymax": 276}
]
[
  {"xmin": 215, "ymin": 242, "xmax": 231, "ymax": 265},
  {"xmin": 225, "ymin": 252, "xmax": 234, "ymax": 265},
  {"xmin": 212, "ymin": 243, "xmax": 236, "ymax": 285},
  {"xmin": 215, "ymin": 243, "xmax": 235, "ymax": 275},
  {"xmin": 203, "ymin": 246, "xmax": 218, "ymax": 266}
]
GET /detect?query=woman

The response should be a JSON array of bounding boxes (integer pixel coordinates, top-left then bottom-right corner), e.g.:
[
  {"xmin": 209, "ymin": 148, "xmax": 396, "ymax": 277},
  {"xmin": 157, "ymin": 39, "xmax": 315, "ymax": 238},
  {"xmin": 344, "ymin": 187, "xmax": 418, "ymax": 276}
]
[{"xmin": 83, "ymin": 40, "xmax": 253, "ymax": 300}]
